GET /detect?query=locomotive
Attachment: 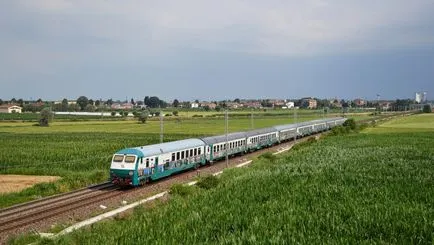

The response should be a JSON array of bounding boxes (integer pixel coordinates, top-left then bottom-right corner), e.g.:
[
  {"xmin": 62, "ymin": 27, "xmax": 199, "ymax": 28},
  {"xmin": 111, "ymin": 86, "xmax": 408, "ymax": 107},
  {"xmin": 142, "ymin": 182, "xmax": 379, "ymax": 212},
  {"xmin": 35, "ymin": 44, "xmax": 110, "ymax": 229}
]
[{"xmin": 110, "ymin": 117, "xmax": 346, "ymax": 186}]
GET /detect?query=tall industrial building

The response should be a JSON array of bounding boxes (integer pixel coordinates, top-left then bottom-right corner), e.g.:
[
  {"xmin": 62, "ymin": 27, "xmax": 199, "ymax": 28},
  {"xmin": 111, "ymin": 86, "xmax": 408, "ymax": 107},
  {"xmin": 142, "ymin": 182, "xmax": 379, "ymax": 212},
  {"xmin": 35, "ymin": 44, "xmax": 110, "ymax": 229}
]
[{"xmin": 415, "ymin": 92, "xmax": 427, "ymax": 103}]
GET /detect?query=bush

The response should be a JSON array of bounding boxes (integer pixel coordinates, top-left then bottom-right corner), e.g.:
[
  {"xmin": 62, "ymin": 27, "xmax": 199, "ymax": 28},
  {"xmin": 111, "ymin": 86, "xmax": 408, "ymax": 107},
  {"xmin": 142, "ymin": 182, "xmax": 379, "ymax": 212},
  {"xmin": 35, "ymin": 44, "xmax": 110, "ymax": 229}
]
[
  {"xmin": 197, "ymin": 175, "xmax": 220, "ymax": 190},
  {"xmin": 259, "ymin": 152, "xmax": 277, "ymax": 162},
  {"xmin": 422, "ymin": 104, "xmax": 432, "ymax": 113},
  {"xmin": 38, "ymin": 108, "xmax": 53, "ymax": 126},
  {"xmin": 343, "ymin": 118, "xmax": 356, "ymax": 130},
  {"xmin": 138, "ymin": 112, "xmax": 148, "ymax": 123},
  {"xmin": 173, "ymin": 111, "xmax": 179, "ymax": 116},
  {"xmin": 170, "ymin": 184, "xmax": 195, "ymax": 197}
]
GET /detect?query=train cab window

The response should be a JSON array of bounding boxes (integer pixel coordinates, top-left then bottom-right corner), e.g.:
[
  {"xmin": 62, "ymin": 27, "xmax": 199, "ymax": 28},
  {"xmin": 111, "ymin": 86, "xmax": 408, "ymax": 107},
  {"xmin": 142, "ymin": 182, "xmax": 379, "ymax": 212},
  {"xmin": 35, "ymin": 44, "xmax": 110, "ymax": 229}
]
[
  {"xmin": 194, "ymin": 148, "xmax": 198, "ymax": 155},
  {"xmin": 113, "ymin": 155, "xmax": 124, "ymax": 162},
  {"xmin": 198, "ymin": 148, "xmax": 201, "ymax": 155},
  {"xmin": 140, "ymin": 157, "xmax": 143, "ymax": 164},
  {"xmin": 181, "ymin": 151, "xmax": 185, "ymax": 159},
  {"xmin": 125, "ymin": 156, "xmax": 136, "ymax": 163},
  {"xmin": 177, "ymin": 152, "xmax": 180, "ymax": 160},
  {"xmin": 171, "ymin": 153, "xmax": 175, "ymax": 161}
]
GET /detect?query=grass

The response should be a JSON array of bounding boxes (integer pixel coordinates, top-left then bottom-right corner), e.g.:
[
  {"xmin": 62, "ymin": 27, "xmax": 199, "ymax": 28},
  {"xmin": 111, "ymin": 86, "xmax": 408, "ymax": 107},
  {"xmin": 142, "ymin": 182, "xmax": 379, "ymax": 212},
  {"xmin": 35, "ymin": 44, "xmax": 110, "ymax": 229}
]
[{"xmin": 9, "ymin": 113, "xmax": 433, "ymax": 244}]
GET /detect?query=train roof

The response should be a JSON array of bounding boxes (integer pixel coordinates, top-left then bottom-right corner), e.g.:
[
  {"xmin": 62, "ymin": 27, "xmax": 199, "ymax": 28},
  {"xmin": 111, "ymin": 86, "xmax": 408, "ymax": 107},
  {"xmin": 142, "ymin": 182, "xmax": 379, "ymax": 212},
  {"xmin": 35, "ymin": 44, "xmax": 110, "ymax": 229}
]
[
  {"xmin": 200, "ymin": 132, "xmax": 247, "ymax": 145},
  {"xmin": 116, "ymin": 138, "xmax": 205, "ymax": 157},
  {"xmin": 244, "ymin": 127, "xmax": 277, "ymax": 137},
  {"xmin": 273, "ymin": 123, "xmax": 297, "ymax": 131}
]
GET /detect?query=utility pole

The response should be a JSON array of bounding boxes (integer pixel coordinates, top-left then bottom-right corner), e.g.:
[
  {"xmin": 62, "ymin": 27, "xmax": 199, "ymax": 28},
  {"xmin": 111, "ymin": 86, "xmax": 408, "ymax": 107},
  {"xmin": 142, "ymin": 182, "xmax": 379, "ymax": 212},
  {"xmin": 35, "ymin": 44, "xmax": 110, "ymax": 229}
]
[
  {"xmin": 225, "ymin": 110, "xmax": 229, "ymax": 167},
  {"xmin": 160, "ymin": 107, "xmax": 163, "ymax": 143},
  {"xmin": 250, "ymin": 109, "xmax": 254, "ymax": 129},
  {"xmin": 293, "ymin": 106, "xmax": 297, "ymax": 143}
]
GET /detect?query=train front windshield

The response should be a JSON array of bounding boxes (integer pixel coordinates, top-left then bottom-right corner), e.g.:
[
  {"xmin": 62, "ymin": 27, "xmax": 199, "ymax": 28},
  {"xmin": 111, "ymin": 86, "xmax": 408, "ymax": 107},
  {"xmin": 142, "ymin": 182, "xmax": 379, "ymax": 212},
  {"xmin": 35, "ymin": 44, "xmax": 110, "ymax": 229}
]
[{"xmin": 111, "ymin": 154, "xmax": 137, "ymax": 170}]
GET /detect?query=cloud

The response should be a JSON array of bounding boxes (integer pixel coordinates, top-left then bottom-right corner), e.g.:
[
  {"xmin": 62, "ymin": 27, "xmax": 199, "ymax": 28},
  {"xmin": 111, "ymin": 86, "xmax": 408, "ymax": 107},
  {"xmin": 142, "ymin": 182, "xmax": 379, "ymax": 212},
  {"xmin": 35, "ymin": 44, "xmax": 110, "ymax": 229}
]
[
  {"xmin": 4, "ymin": 0, "xmax": 434, "ymax": 57},
  {"xmin": 1, "ymin": 0, "xmax": 433, "ymax": 100}
]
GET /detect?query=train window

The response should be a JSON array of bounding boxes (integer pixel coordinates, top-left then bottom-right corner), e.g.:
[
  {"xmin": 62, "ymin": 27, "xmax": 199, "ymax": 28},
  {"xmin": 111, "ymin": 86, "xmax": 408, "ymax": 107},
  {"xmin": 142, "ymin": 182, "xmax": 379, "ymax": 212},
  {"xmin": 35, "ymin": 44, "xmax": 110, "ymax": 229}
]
[
  {"xmin": 146, "ymin": 159, "xmax": 149, "ymax": 167},
  {"xmin": 194, "ymin": 148, "xmax": 198, "ymax": 155},
  {"xmin": 186, "ymin": 150, "xmax": 189, "ymax": 158},
  {"xmin": 113, "ymin": 155, "xmax": 124, "ymax": 162},
  {"xmin": 181, "ymin": 151, "xmax": 185, "ymax": 159},
  {"xmin": 125, "ymin": 156, "xmax": 136, "ymax": 163},
  {"xmin": 198, "ymin": 148, "xmax": 201, "ymax": 155},
  {"xmin": 140, "ymin": 157, "xmax": 143, "ymax": 164},
  {"xmin": 213, "ymin": 146, "xmax": 216, "ymax": 152},
  {"xmin": 190, "ymin": 149, "xmax": 193, "ymax": 156},
  {"xmin": 171, "ymin": 153, "xmax": 175, "ymax": 161},
  {"xmin": 177, "ymin": 152, "xmax": 180, "ymax": 160}
]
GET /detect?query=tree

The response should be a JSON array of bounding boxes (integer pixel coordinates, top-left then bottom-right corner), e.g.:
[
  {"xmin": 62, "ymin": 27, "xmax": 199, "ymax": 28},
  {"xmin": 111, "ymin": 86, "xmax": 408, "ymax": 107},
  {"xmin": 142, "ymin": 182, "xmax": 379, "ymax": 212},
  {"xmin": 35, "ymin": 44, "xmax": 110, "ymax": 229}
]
[
  {"xmin": 88, "ymin": 99, "xmax": 94, "ymax": 106},
  {"xmin": 39, "ymin": 108, "xmax": 53, "ymax": 126},
  {"xmin": 17, "ymin": 98, "xmax": 24, "ymax": 107},
  {"xmin": 36, "ymin": 98, "xmax": 43, "ymax": 103},
  {"xmin": 95, "ymin": 100, "xmax": 101, "ymax": 107},
  {"xmin": 111, "ymin": 111, "xmax": 116, "ymax": 117},
  {"xmin": 138, "ymin": 111, "xmax": 149, "ymax": 123},
  {"xmin": 0, "ymin": 99, "xmax": 3, "ymax": 105},
  {"xmin": 77, "ymin": 96, "xmax": 89, "ymax": 111},
  {"xmin": 173, "ymin": 110, "xmax": 179, "ymax": 116},
  {"xmin": 106, "ymin": 98, "xmax": 113, "ymax": 106},
  {"xmin": 130, "ymin": 98, "xmax": 135, "ymax": 105},
  {"xmin": 234, "ymin": 98, "xmax": 240, "ymax": 103},
  {"xmin": 85, "ymin": 104, "xmax": 96, "ymax": 112},
  {"xmin": 11, "ymin": 98, "xmax": 17, "ymax": 104},
  {"xmin": 61, "ymin": 98, "xmax": 68, "ymax": 111},
  {"xmin": 173, "ymin": 99, "xmax": 179, "ymax": 108},
  {"xmin": 194, "ymin": 99, "xmax": 199, "ymax": 103},
  {"xmin": 144, "ymin": 96, "xmax": 150, "ymax": 107},
  {"xmin": 423, "ymin": 104, "xmax": 432, "ymax": 113},
  {"xmin": 148, "ymin": 96, "xmax": 160, "ymax": 108}
]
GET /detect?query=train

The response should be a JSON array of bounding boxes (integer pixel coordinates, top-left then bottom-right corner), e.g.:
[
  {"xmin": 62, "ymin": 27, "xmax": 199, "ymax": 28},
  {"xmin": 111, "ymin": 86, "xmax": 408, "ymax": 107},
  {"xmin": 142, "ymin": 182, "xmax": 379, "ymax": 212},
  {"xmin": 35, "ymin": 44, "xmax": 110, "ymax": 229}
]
[{"xmin": 110, "ymin": 117, "xmax": 347, "ymax": 186}]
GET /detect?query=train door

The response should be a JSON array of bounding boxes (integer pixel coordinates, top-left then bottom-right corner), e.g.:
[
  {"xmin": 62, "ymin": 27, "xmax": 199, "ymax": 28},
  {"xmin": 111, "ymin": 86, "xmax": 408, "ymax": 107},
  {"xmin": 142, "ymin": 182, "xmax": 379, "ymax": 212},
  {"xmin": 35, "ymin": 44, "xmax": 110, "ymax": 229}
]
[{"xmin": 155, "ymin": 157, "xmax": 159, "ymax": 173}]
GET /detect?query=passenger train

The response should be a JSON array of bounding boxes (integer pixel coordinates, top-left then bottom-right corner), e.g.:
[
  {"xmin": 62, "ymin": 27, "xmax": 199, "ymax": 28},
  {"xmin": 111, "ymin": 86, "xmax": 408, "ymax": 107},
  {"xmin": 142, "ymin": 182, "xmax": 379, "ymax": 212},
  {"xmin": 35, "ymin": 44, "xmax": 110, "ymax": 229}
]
[{"xmin": 110, "ymin": 117, "xmax": 347, "ymax": 186}]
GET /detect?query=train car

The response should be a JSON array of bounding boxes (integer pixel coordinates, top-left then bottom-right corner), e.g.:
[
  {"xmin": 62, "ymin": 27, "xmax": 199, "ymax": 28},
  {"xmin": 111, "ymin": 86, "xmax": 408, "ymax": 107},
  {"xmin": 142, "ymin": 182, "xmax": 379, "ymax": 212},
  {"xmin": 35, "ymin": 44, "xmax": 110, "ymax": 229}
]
[
  {"xmin": 110, "ymin": 139, "xmax": 205, "ymax": 186},
  {"xmin": 245, "ymin": 127, "xmax": 279, "ymax": 151},
  {"xmin": 201, "ymin": 132, "xmax": 247, "ymax": 162},
  {"xmin": 273, "ymin": 123, "xmax": 297, "ymax": 142}
]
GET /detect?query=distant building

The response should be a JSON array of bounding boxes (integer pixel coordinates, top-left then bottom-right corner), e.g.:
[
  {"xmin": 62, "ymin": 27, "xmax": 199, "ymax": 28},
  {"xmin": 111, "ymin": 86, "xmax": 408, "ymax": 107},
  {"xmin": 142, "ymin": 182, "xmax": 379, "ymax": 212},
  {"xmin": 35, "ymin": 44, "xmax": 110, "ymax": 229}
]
[
  {"xmin": 0, "ymin": 104, "xmax": 22, "ymax": 113},
  {"xmin": 200, "ymin": 102, "xmax": 217, "ymax": 109},
  {"xmin": 415, "ymin": 92, "xmax": 427, "ymax": 103},
  {"xmin": 190, "ymin": 102, "xmax": 199, "ymax": 108},
  {"xmin": 301, "ymin": 98, "xmax": 317, "ymax": 109},
  {"xmin": 354, "ymin": 98, "xmax": 365, "ymax": 107},
  {"xmin": 282, "ymin": 101, "xmax": 294, "ymax": 109},
  {"xmin": 111, "ymin": 103, "xmax": 134, "ymax": 110},
  {"xmin": 243, "ymin": 101, "xmax": 262, "ymax": 108},
  {"xmin": 226, "ymin": 102, "xmax": 242, "ymax": 109}
]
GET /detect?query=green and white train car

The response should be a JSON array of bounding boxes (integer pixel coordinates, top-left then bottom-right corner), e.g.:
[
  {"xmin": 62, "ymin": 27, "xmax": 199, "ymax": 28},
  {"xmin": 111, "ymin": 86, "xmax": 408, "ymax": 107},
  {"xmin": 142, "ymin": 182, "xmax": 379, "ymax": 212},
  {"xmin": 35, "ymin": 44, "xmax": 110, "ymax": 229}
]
[{"xmin": 110, "ymin": 139, "xmax": 205, "ymax": 186}]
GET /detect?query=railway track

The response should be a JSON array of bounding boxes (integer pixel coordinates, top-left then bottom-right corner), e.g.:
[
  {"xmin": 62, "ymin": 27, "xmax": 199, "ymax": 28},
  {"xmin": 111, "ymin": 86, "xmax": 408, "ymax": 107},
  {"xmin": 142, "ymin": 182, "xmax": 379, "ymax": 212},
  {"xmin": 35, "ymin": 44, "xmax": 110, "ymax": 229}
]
[{"xmin": 0, "ymin": 182, "xmax": 120, "ymax": 234}]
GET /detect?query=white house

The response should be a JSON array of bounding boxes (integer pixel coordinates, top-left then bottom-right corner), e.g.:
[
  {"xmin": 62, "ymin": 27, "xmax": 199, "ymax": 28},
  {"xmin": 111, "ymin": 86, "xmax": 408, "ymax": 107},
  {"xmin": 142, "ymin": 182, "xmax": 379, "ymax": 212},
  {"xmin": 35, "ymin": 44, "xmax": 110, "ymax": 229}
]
[
  {"xmin": 0, "ymin": 104, "xmax": 22, "ymax": 113},
  {"xmin": 190, "ymin": 102, "xmax": 199, "ymax": 108}
]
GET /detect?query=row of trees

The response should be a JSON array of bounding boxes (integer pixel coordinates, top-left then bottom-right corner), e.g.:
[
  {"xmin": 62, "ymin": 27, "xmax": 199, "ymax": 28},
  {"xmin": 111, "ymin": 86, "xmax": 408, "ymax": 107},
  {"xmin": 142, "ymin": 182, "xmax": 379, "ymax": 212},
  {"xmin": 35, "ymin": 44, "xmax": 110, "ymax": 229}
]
[{"xmin": 1, "ymin": 96, "xmax": 428, "ymax": 112}]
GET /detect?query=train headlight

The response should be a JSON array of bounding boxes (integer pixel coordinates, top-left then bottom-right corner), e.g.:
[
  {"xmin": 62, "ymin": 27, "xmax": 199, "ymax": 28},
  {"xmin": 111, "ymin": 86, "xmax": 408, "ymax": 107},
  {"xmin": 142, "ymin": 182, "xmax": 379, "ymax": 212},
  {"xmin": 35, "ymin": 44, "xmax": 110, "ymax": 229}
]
[{"xmin": 129, "ymin": 170, "xmax": 134, "ymax": 176}]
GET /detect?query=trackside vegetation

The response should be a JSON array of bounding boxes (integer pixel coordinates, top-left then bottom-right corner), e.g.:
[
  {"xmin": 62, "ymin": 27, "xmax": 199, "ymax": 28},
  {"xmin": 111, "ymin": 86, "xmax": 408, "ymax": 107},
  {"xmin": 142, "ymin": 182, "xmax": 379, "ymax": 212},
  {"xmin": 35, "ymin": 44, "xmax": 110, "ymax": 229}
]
[{"xmin": 11, "ymin": 114, "xmax": 432, "ymax": 244}]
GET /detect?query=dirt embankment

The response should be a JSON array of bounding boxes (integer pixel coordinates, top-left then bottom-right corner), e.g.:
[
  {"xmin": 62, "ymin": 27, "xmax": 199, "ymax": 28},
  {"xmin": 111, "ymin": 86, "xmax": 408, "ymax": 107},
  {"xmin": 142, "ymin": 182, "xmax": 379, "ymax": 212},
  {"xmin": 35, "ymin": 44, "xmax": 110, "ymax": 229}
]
[{"xmin": 0, "ymin": 175, "xmax": 60, "ymax": 194}]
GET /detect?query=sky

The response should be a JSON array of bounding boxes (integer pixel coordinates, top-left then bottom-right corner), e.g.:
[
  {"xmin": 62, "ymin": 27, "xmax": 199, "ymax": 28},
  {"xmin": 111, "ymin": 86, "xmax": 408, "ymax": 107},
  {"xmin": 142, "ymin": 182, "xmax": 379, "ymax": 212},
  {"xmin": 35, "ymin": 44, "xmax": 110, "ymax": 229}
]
[{"xmin": 1, "ymin": 0, "xmax": 433, "ymax": 102}]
